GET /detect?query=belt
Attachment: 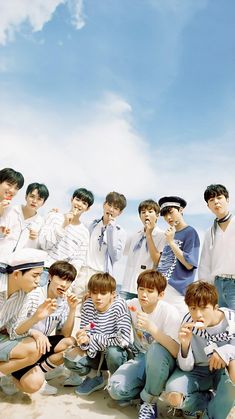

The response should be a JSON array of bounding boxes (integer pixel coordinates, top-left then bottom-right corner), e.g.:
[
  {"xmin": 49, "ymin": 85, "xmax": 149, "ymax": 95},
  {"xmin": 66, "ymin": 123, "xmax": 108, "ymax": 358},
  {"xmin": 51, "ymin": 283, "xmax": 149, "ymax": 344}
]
[{"xmin": 219, "ymin": 274, "xmax": 235, "ymax": 280}]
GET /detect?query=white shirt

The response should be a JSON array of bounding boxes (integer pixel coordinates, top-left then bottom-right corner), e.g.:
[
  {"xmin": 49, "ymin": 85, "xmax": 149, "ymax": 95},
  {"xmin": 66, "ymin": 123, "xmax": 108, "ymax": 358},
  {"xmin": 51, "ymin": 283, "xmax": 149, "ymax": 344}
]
[
  {"xmin": 0, "ymin": 205, "xmax": 44, "ymax": 253},
  {"xmin": 199, "ymin": 216, "xmax": 235, "ymax": 283},
  {"xmin": 121, "ymin": 225, "xmax": 166, "ymax": 294},
  {"xmin": 127, "ymin": 298, "xmax": 180, "ymax": 353}
]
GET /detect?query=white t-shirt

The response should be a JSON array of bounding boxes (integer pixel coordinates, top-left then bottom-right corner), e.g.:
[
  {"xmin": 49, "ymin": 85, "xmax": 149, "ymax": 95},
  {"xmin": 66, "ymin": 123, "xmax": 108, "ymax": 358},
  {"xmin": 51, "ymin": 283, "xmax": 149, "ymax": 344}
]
[
  {"xmin": 199, "ymin": 216, "xmax": 235, "ymax": 283},
  {"xmin": 87, "ymin": 221, "xmax": 107, "ymax": 271},
  {"xmin": 122, "ymin": 226, "xmax": 166, "ymax": 294},
  {"xmin": 127, "ymin": 298, "xmax": 180, "ymax": 353}
]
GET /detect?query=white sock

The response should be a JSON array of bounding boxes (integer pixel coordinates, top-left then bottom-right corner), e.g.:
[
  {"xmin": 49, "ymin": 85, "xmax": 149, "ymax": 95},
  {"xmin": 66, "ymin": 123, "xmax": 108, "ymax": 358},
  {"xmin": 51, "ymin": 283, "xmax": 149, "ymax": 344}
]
[{"xmin": 0, "ymin": 371, "xmax": 6, "ymax": 377}]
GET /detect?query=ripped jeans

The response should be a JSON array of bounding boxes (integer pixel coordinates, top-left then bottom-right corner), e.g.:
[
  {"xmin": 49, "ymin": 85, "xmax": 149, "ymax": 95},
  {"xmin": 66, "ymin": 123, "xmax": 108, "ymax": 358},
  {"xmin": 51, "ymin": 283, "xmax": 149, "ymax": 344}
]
[{"xmin": 165, "ymin": 366, "xmax": 235, "ymax": 419}]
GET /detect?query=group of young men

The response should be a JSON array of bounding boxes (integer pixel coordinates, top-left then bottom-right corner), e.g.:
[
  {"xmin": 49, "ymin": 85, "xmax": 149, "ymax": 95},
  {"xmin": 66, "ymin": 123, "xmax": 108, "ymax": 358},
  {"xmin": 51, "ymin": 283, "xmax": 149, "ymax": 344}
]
[{"xmin": 0, "ymin": 167, "xmax": 234, "ymax": 419}]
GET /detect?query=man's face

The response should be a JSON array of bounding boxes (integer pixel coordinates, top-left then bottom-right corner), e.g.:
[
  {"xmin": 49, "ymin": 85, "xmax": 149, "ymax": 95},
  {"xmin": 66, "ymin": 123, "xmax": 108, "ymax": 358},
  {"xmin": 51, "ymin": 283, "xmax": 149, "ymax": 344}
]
[
  {"xmin": 137, "ymin": 286, "xmax": 162, "ymax": 312},
  {"xmin": 48, "ymin": 275, "xmax": 71, "ymax": 298},
  {"xmin": 163, "ymin": 207, "xmax": 181, "ymax": 226},
  {"xmin": 188, "ymin": 304, "xmax": 216, "ymax": 327},
  {"xmin": 207, "ymin": 194, "xmax": 229, "ymax": 219},
  {"xmin": 0, "ymin": 181, "xmax": 19, "ymax": 202},
  {"xmin": 71, "ymin": 197, "xmax": 89, "ymax": 215},
  {"xmin": 90, "ymin": 290, "xmax": 115, "ymax": 312},
  {"xmin": 140, "ymin": 208, "xmax": 158, "ymax": 228},
  {"xmin": 103, "ymin": 202, "xmax": 121, "ymax": 222},
  {"xmin": 19, "ymin": 267, "xmax": 43, "ymax": 293},
  {"xmin": 25, "ymin": 189, "xmax": 45, "ymax": 212}
]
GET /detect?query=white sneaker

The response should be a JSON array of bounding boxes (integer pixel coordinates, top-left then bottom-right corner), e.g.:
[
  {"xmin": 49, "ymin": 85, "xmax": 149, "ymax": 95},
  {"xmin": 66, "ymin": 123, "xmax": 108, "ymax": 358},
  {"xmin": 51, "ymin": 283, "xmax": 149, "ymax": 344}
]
[
  {"xmin": 0, "ymin": 375, "xmax": 19, "ymax": 396},
  {"xmin": 39, "ymin": 381, "xmax": 58, "ymax": 395},
  {"xmin": 45, "ymin": 365, "xmax": 65, "ymax": 380},
  {"xmin": 64, "ymin": 371, "xmax": 83, "ymax": 387}
]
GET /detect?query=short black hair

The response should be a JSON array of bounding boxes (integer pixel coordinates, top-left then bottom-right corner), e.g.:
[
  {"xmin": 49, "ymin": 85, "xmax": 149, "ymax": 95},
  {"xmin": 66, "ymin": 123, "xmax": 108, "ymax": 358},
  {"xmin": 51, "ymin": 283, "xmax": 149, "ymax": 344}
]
[
  {"xmin": 0, "ymin": 168, "xmax": 24, "ymax": 189},
  {"xmin": 160, "ymin": 206, "xmax": 180, "ymax": 217},
  {"xmin": 72, "ymin": 188, "xmax": 94, "ymax": 207},
  {"xmin": 26, "ymin": 183, "xmax": 49, "ymax": 202},
  {"xmin": 204, "ymin": 184, "xmax": 229, "ymax": 203},
  {"xmin": 48, "ymin": 261, "xmax": 77, "ymax": 282}
]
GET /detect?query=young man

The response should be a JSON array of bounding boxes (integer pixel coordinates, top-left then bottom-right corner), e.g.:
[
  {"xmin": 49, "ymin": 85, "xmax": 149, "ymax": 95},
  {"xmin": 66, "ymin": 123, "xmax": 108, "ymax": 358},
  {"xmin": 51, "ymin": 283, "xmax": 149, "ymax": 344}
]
[
  {"xmin": 108, "ymin": 269, "xmax": 180, "ymax": 419},
  {"xmin": 0, "ymin": 167, "xmax": 24, "ymax": 237},
  {"xmin": 71, "ymin": 191, "xmax": 126, "ymax": 300},
  {"xmin": 64, "ymin": 272, "xmax": 131, "ymax": 394},
  {"xmin": 9, "ymin": 260, "xmax": 78, "ymax": 395},
  {"xmin": 0, "ymin": 182, "xmax": 49, "ymax": 253},
  {"xmin": 164, "ymin": 281, "xmax": 235, "ymax": 419},
  {"xmin": 157, "ymin": 196, "xmax": 200, "ymax": 317},
  {"xmin": 0, "ymin": 248, "xmax": 47, "ymax": 394},
  {"xmin": 121, "ymin": 199, "xmax": 165, "ymax": 300},
  {"xmin": 39, "ymin": 187, "xmax": 94, "ymax": 277},
  {"xmin": 198, "ymin": 184, "xmax": 235, "ymax": 310}
]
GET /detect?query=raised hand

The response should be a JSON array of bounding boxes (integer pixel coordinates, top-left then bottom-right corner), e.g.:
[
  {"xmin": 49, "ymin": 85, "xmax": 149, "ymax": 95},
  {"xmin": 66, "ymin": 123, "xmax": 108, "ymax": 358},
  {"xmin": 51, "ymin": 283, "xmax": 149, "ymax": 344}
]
[{"xmin": 35, "ymin": 298, "xmax": 57, "ymax": 321}]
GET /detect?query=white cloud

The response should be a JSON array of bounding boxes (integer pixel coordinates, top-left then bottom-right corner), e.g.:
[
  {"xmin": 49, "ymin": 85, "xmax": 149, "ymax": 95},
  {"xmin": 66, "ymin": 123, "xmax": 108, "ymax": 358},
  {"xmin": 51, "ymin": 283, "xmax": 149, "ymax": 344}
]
[
  {"xmin": 0, "ymin": 0, "xmax": 85, "ymax": 45},
  {"xmin": 0, "ymin": 92, "xmax": 158, "ymax": 213}
]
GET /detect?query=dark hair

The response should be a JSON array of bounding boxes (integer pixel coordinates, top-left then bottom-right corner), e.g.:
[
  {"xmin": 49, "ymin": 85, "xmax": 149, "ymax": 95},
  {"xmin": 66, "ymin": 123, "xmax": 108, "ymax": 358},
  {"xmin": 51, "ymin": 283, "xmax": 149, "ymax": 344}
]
[
  {"xmin": 88, "ymin": 272, "xmax": 116, "ymax": 293},
  {"xmin": 48, "ymin": 261, "xmax": 77, "ymax": 282},
  {"xmin": 138, "ymin": 199, "xmax": 160, "ymax": 215},
  {"xmin": 137, "ymin": 269, "xmax": 167, "ymax": 293},
  {"xmin": 204, "ymin": 184, "xmax": 229, "ymax": 203},
  {"xmin": 185, "ymin": 281, "xmax": 218, "ymax": 308},
  {"xmin": 105, "ymin": 191, "xmax": 127, "ymax": 211},
  {"xmin": 72, "ymin": 188, "xmax": 94, "ymax": 208},
  {"xmin": 160, "ymin": 206, "xmax": 180, "ymax": 217},
  {"xmin": 26, "ymin": 183, "xmax": 49, "ymax": 202},
  {"xmin": 0, "ymin": 168, "xmax": 24, "ymax": 189}
]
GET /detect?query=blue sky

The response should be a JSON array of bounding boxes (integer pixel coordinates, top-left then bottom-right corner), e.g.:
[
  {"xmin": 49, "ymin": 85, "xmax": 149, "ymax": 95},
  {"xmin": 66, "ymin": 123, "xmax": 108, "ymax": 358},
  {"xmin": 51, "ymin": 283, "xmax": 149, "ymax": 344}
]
[{"xmin": 0, "ymin": 0, "xmax": 235, "ymax": 240}]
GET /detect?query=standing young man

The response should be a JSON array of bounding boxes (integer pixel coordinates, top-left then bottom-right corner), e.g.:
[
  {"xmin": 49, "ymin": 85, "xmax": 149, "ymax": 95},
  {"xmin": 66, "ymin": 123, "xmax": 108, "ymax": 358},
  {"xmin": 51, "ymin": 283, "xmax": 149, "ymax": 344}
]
[
  {"xmin": 157, "ymin": 196, "xmax": 200, "ymax": 318},
  {"xmin": 199, "ymin": 184, "xmax": 235, "ymax": 310}
]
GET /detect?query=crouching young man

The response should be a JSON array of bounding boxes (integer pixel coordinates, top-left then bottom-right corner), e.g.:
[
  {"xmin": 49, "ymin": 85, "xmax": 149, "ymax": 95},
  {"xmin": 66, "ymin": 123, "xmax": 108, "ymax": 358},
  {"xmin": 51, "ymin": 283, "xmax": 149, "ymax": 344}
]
[
  {"xmin": 163, "ymin": 281, "xmax": 235, "ymax": 419},
  {"xmin": 107, "ymin": 269, "xmax": 181, "ymax": 419},
  {"xmin": 0, "ymin": 248, "xmax": 47, "ymax": 394}
]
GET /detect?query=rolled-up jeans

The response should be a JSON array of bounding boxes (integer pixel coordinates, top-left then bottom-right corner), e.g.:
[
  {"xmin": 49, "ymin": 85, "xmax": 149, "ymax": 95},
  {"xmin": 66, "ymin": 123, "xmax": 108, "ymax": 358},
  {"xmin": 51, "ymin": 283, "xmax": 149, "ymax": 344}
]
[
  {"xmin": 214, "ymin": 276, "xmax": 235, "ymax": 310},
  {"xmin": 107, "ymin": 342, "xmax": 175, "ymax": 403},
  {"xmin": 165, "ymin": 366, "xmax": 235, "ymax": 419}
]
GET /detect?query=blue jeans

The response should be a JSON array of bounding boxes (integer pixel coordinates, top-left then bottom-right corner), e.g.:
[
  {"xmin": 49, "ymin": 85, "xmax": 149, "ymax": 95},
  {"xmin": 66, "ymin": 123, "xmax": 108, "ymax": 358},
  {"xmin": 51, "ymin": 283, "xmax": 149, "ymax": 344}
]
[
  {"xmin": 107, "ymin": 342, "xmax": 175, "ymax": 403},
  {"xmin": 64, "ymin": 346, "xmax": 128, "ymax": 375},
  {"xmin": 119, "ymin": 290, "xmax": 137, "ymax": 300},
  {"xmin": 214, "ymin": 276, "xmax": 235, "ymax": 310},
  {"xmin": 165, "ymin": 366, "xmax": 235, "ymax": 419}
]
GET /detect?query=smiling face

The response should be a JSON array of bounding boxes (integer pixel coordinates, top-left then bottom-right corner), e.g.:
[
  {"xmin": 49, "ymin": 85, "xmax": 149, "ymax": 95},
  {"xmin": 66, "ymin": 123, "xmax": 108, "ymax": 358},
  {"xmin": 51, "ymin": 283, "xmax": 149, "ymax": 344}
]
[
  {"xmin": 48, "ymin": 275, "xmax": 72, "ymax": 298},
  {"xmin": 90, "ymin": 290, "xmax": 115, "ymax": 312},
  {"xmin": 0, "ymin": 181, "xmax": 19, "ymax": 202},
  {"xmin": 71, "ymin": 197, "xmax": 89, "ymax": 216},
  {"xmin": 17, "ymin": 267, "xmax": 43, "ymax": 293},
  {"xmin": 207, "ymin": 194, "xmax": 229, "ymax": 219}
]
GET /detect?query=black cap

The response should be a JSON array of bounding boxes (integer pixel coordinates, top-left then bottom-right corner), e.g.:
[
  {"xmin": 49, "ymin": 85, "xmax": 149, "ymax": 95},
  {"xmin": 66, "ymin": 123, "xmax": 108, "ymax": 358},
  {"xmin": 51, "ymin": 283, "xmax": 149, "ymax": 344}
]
[{"xmin": 158, "ymin": 196, "xmax": 187, "ymax": 212}]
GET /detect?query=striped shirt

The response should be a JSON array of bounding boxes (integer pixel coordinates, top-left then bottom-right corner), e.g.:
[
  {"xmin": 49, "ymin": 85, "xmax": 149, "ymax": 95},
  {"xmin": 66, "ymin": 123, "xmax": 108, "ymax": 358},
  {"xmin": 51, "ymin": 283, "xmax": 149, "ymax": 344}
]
[
  {"xmin": 79, "ymin": 297, "xmax": 131, "ymax": 358},
  {"xmin": 0, "ymin": 272, "xmax": 28, "ymax": 332},
  {"xmin": 8, "ymin": 284, "xmax": 69, "ymax": 340},
  {"xmin": 39, "ymin": 211, "xmax": 89, "ymax": 271}
]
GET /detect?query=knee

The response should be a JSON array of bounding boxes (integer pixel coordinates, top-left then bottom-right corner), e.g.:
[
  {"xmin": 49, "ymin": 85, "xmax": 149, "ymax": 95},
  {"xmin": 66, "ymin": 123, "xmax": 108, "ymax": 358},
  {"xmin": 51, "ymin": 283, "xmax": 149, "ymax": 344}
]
[
  {"xmin": 20, "ymin": 367, "xmax": 45, "ymax": 394},
  {"xmin": 164, "ymin": 391, "xmax": 184, "ymax": 408},
  {"xmin": 107, "ymin": 377, "xmax": 127, "ymax": 400}
]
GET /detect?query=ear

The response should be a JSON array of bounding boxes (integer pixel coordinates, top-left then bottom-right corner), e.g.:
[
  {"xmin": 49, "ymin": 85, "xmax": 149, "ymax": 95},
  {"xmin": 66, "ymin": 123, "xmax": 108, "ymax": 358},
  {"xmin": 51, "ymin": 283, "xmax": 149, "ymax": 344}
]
[
  {"xmin": 159, "ymin": 291, "xmax": 164, "ymax": 299},
  {"xmin": 179, "ymin": 207, "xmax": 183, "ymax": 214},
  {"xmin": 48, "ymin": 274, "xmax": 52, "ymax": 282},
  {"xmin": 215, "ymin": 304, "xmax": 219, "ymax": 310}
]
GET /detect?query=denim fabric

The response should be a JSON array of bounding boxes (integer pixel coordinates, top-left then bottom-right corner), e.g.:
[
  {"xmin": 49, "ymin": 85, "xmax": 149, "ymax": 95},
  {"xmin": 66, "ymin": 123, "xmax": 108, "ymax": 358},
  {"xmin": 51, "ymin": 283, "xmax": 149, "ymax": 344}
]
[
  {"xmin": 64, "ymin": 346, "xmax": 128, "ymax": 376},
  {"xmin": 40, "ymin": 269, "xmax": 49, "ymax": 287},
  {"xmin": 119, "ymin": 290, "xmax": 137, "ymax": 301},
  {"xmin": 107, "ymin": 342, "xmax": 175, "ymax": 403},
  {"xmin": 165, "ymin": 366, "xmax": 235, "ymax": 419},
  {"xmin": 214, "ymin": 276, "xmax": 235, "ymax": 310}
]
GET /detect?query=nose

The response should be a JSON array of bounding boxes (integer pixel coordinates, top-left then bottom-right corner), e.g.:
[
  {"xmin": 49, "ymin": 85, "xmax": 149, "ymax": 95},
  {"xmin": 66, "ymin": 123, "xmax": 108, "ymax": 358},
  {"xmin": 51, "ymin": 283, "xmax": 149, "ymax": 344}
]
[{"xmin": 194, "ymin": 309, "xmax": 203, "ymax": 319}]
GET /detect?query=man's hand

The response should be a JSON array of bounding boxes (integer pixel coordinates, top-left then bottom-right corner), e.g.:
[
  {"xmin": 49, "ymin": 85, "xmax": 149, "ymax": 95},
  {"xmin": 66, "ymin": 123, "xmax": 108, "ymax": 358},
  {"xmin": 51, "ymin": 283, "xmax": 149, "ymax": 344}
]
[
  {"xmin": 63, "ymin": 212, "xmax": 74, "ymax": 228},
  {"xmin": 67, "ymin": 293, "xmax": 79, "ymax": 310},
  {"xmin": 35, "ymin": 299, "xmax": 57, "ymax": 321},
  {"xmin": 208, "ymin": 352, "xmax": 227, "ymax": 371},
  {"xmin": 76, "ymin": 329, "xmax": 90, "ymax": 346},
  {"xmin": 165, "ymin": 225, "xmax": 176, "ymax": 244},
  {"xmin": 0, "ymin": 226, "xmax": 10, "ymax": 237},
  {"xmin": 136, "ymin": 312, "xmax": 156, "ymax": 334},
  {"xmin": 30, "ymin": 329, "xmax": 51, "ymax": 354},
  {"xmin": 144, "ymin": 219, "xmax": 154, "ymax": 236},
  {"xmin": 29, "ymin": 229, "xmax": 38, "ymax": 240}
]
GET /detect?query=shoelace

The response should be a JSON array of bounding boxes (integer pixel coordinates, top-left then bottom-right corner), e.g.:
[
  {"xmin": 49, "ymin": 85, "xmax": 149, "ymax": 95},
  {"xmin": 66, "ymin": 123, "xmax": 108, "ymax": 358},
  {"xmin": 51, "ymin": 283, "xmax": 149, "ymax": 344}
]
[{"xmin": 139, "ymin": 402, "xmax": 156, "ymax": 417}]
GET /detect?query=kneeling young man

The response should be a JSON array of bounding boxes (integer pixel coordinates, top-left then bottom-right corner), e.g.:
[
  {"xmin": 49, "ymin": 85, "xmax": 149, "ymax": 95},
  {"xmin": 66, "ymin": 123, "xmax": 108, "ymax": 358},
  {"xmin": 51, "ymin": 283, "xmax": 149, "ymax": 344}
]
[
  {"xmin": 107, "ymin": 269, "xmax": 180, "ymax": 419},
  {"xmin": 164, "ymin": 281, "xmax": 235, "ymax": 419}
]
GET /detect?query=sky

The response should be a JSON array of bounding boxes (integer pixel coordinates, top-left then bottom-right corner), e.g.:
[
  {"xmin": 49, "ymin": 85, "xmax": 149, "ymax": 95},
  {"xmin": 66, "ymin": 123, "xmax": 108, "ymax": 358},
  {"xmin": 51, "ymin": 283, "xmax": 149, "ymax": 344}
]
[{"xmin": 0, "ymin": 0, "xmax": 235, "ymax": 245}]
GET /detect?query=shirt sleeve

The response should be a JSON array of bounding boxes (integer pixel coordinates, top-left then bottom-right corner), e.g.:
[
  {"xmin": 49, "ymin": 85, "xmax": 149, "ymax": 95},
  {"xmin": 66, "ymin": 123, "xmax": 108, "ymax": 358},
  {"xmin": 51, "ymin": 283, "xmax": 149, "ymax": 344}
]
[
  {"xmin": 8, "ymin": 290, "xmax": 39, "ymax": 340},
  {"xmin": 106, "ymin": 223, "xmax": 127, "ymax": 264},
  {"xmin": 182, "ymin": 227, "xmax": 200, "ymax": 269},
  {"xmin": 198, "ymin": 230, "xmax": 214, "ymax": 283},
  {"xmin": 177, "ymin": 344, "xmax": 195, "ymax": 371},
  {"xmin": 39, "ymin": 212, "xmax": 65, "ymax": 250}
]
